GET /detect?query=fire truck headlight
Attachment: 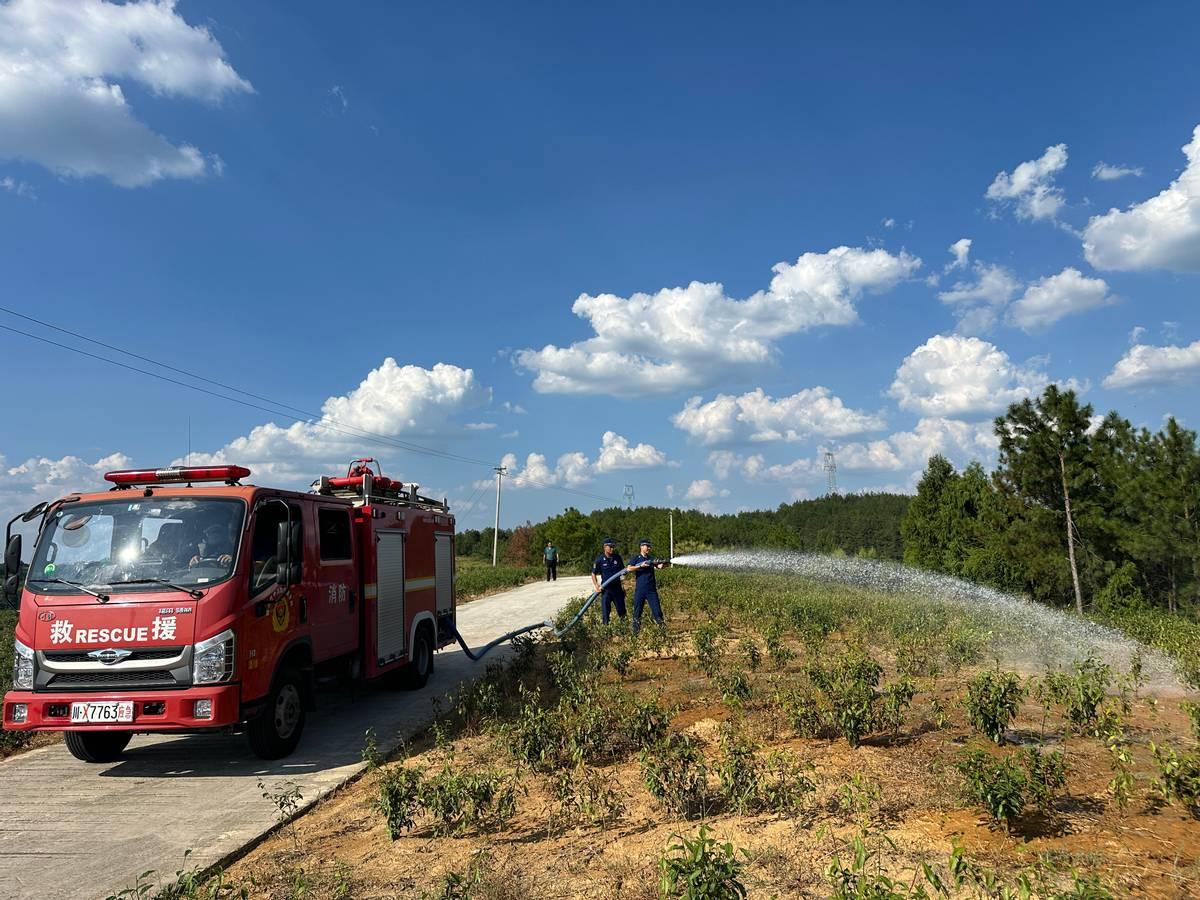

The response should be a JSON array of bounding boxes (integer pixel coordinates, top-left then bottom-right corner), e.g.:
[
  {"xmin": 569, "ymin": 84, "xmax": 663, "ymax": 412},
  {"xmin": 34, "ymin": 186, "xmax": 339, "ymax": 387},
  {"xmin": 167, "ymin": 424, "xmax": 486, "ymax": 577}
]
[
  {"xmin": 12, "ymin": 638, "xmax": 34, "ymax": 691},
  {"xmin": 192, "ymin": 629, "xmax": 235, "ymax": 685}
]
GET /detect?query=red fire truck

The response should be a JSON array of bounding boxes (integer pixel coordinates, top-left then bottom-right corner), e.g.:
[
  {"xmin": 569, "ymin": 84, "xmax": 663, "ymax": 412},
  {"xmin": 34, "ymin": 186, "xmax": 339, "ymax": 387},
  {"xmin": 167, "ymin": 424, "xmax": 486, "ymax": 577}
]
[{"xmin": 2, "ymin": 459, "xmax": 456, "ymax": 762}]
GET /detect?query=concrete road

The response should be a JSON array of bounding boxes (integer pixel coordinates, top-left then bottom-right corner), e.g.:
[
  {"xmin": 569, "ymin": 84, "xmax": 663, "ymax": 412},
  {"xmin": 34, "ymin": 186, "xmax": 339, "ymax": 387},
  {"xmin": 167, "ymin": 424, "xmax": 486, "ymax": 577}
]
[{"xmin": 0, "ymin": 576, "xmax": 591, "ymax": 900}]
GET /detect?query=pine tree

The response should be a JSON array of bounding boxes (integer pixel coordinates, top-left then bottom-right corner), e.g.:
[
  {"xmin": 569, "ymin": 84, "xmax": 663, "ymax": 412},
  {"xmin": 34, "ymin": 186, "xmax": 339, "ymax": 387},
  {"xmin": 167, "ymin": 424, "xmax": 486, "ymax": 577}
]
[
  {"xmin": 995, "ymin": 386, "xmax": 1095, "ymax": 614},
  {"xmin": 902, "ymin": 455, "xmax": 957, "ymax": 569}
]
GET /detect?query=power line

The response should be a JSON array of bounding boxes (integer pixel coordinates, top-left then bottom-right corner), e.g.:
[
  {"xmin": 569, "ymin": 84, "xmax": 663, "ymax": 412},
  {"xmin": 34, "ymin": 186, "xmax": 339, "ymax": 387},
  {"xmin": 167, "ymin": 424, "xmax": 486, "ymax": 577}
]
[{"xmin": 0, "ymin": 315, "xmax": 619, "ymax": 505}]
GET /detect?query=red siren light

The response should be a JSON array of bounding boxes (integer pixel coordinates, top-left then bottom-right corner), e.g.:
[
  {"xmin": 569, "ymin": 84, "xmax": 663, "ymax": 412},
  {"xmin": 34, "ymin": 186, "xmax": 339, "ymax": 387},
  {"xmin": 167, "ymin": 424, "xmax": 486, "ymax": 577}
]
[{"xmin": 104, "ymin": 465, "xmax": 251, "ymax": 486}]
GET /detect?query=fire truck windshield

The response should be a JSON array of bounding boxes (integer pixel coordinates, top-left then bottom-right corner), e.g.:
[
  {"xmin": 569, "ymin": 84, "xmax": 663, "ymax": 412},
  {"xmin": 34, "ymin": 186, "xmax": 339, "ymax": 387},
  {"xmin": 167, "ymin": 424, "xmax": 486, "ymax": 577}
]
[{"xmin": 28, "ymin": 498, "xmax": 245, "ymax": 595}]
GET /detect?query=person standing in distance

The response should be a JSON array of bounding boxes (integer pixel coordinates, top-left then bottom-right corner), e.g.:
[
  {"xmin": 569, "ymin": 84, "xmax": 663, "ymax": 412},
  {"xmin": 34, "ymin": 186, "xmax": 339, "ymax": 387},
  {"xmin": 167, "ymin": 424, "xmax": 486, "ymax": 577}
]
[
  {"xmin": 591, "ymin": 538, "xmax": 626, "ymax": 624},
  {"xmin": 627, "ymin": 539, "xmax": 667, "ymax": 635},
  {"xmin": 543, "ymin": 541, "xmax": 558, "ymax": 582}
]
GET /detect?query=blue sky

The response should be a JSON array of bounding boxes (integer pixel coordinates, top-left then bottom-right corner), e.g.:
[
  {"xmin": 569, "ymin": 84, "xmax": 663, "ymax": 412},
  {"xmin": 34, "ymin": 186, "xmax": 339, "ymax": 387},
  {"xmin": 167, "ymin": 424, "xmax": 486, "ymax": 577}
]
[{"xmin": 2, "ymin": 0, "xmax": 1199, "ymax": 532}]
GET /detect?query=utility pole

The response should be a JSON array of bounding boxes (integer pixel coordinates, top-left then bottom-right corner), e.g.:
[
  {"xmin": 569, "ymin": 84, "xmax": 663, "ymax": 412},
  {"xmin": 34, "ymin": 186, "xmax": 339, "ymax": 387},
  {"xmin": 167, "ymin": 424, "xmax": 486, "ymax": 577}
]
[
  {"xmin": 669, "ymin": 511, "xmax": 674, "ymax": 561},
  {"xmin": 823, "ymin": 450, "xmax": 839, "ymax": 496},
  {"xmin": 623, "ymin": 483, "xmax": 635, "ymax": 509},
  {"xmin": 491, "ymin": 465, "xmax": 506, "ymax": 567}
]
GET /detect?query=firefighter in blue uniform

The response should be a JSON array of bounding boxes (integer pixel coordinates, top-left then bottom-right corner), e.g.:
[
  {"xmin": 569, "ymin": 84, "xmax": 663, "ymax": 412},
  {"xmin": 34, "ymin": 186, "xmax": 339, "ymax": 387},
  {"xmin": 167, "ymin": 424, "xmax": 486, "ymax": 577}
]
[
  {"xmin": 591, "ymin": 538, "xmax": 626, "ymax": 624},
  {"xmin": 627, "ymin": 539, "xmax": 667, "ymax": 635}
]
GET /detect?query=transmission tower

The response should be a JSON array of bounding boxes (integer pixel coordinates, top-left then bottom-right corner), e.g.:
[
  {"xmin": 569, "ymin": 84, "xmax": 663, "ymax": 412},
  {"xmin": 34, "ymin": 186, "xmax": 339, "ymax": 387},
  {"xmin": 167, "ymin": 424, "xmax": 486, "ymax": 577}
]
[
  {"xmin": 823, "ymin": 451, "xmax": 839, "ymax": 496},
  {"xmin": 622, "ymin": 483, "xmax": 635, "ymax": 509}
]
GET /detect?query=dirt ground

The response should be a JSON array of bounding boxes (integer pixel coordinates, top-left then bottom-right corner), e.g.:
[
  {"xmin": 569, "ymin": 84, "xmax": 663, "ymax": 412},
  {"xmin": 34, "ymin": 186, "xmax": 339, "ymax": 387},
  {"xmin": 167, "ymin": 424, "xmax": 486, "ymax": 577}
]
[{"xmin": 223, "ymin": 617, "xmax": 1200, "ymax": 900}]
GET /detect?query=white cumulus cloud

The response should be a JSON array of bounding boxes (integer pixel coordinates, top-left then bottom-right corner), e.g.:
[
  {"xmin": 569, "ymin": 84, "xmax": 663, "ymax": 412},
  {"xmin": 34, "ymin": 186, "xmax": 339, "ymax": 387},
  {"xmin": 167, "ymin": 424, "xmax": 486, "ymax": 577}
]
[
  {"xmin": 673, "ymin": 387, "xmax": 884, "ymax": 446},
  {"xmin": 516, "ymin": 246, "xmax": 921, "ymax": 395},
  {"xmin": 889, "ymin": 335, "xmax": 1053, "ymax": 418},
  {"xmin": 594, "ymin": 431, "xmax": 668, "ymax": 472},
  {"xmin": 743, "ymin": 418, "xmax": 997, "ymax": 491},
  {"xmin": 0, "ymin": 0, "xmax": 252, "ymax": 188},
  {"xmin": 489, "ymin": 431, "xmax": 669, "ymax": 490},
  {"xmin": 1083, "ymin": 125, "xmax": 1200, "ymax": 272},
  {"xmin": 947, "ymin": 238, "xmax": 972, "ymax": 271},
  {"xmin": 937, "ymin": 263, "xmax": 1021, "ymax": 334},
  {"xmin": 1006, "ymin": 268, "xmax": 1114, "ymax": 333},
  {"xmin": 0, "ymin": 451, "xmax": 132, "ymax": 528},
  {"xmin": 986, "ymin": 144, "xmax": 1068, "ymax": 222},
  {"xmin": 1103, "ymin": 340, "xmax": 1200, "ymax": 390},
  {"xmin": 187, "ymin": 360, "xmax": 488, "ymax": 483}
]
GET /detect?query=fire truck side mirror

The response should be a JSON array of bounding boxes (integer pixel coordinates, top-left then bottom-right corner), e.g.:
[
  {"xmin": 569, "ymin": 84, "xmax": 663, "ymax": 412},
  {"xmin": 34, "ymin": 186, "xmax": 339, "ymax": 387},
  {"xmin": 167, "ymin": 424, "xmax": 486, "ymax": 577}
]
[
  {"xmin": 275, "ymin": 521, "xmax": 302, "ymax": 585},
  {"xmin": 3, "ymin": 535, "xmax": 20, "ymax": 604},
  {"xmin": 4, "ymin": 534, "xmax": 20, "ymax": 580}
]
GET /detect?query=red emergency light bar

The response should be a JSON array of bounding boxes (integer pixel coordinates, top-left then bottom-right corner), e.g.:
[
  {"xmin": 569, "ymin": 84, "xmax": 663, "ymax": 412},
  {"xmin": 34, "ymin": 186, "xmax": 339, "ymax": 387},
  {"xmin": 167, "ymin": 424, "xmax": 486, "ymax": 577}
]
[{"xmin": 104, "ymin": 465, "xmax": 251, "ymax": 486}]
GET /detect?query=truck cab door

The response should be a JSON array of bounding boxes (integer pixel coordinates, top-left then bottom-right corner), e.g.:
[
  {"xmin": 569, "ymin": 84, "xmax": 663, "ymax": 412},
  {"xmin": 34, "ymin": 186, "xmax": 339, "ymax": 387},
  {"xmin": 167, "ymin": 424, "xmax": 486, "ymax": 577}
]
[{"xmin": 309, "ymin": 505, "xmax": 358, "ymax": 660}]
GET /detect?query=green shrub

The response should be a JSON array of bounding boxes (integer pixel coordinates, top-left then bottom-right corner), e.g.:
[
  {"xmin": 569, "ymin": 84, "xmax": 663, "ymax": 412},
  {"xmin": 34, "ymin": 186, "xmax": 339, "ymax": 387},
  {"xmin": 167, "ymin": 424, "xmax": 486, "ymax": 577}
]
[
  {"xmin": 1183, "ymin": 701, "xmax": 1200, "ymax": 742},
  {"xmin": 376, "ymin": 760, "xmax": 520, "ymax": 839},
  {"xmin": 834, "ymin": 773, "xmax": 882, "ymax": 825},
  {"xmin": 825, "ymin": 833, "xmax": 908, "ymax": 900},
  {"xmin": 712, "ymin": 726, "xmax": 813, "ymax": 817},
  {"xmin": 808, "ymin": 648, "xmax": 914, "ymax": 747},
  {"xmin": 1151, "ymin": 743, "xmax": 1200, "ymax": 818},
  {"xmin": 550, "ymin": 766, "xmax": 624, "ymax": 829},
  {"xmin": 692, "ymin": 622, "xmax": 724, "ymax": 677},
  {"xmin": 956, "ymin": 749, "xmax": 1027, "ymax": 827},
  {"xmin": 658, "ymin": 826, "xmax": 748, "ymax": 900},
  {"xmin": 418, "ymin": 763, "xmax": 520, "ymax": 837},
  {"xmin": 375, "ymin": 766, "xmax": 422, "ymax": 839},
  {"xmin": 810, "ymin": 649, "xmax": 882, "ymax": 748},
  {"xmin": 761, "ymin": 618, "xmax": 794, "ymax": 670},
  {"xmin": 737, "ymin": 637, "xmax": 762, "ymax": 673},
  {"xmin": 774, "ymin": 682, "xmax": 830, "ymax": 739},
  {"xmin": 641, "ymin": 734, "xmax": 710, "ymax": 819},
  {"xmin": 714, "ymin": 728, "xmax": 761, "ymax": 815},
  {"xmin": 1094, "ymin": 562, "xmax": 1148, "ymax": 614},
  {"xmin": 715, "ymin": 668, "xmax": 752, "ymax": 708},
  {"xmin": 1067, "ymin": 658, "xmax": 1112, "ymax": 731},
  {"xmin": 964, "ymin": 669, "xmax": 1025, "ymax": 744},
  {"xmin": 1020, "ymin": 747, "xmax": 1068, "ymax": 811},
  {"xmin": 877, "ymin": 677, "xmax": 916, "ymax": 737},
  {"xmin": 956, "ymin": 746, "xmax": 1067, "ymax": 828}
]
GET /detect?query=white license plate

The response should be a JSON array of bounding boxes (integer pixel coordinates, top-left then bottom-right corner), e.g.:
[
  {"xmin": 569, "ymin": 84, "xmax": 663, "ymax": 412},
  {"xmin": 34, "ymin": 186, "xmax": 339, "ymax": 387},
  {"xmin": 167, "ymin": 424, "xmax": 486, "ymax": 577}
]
[{"xmin": 70, "ymin": 701, "xmax": 133, "ymax": 724}]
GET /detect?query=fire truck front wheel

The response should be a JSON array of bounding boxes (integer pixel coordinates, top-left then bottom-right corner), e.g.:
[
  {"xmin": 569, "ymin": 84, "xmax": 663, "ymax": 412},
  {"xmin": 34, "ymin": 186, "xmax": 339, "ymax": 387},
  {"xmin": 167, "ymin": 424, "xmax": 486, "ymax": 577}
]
[
  {"xmin": 247, "ymin": 668, "xmax": 306, "ymax": 759},
  {"xmin": 64, "ymin": 730, "xmax": 132, "ymax": 763}
]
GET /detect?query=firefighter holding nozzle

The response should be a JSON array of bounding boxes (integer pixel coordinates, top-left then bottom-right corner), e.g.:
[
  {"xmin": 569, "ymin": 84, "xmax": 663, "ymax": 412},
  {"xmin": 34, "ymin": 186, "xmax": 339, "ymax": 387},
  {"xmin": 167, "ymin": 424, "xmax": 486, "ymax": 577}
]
[
  {"xmin": 627, "ymin": 538, "xmax": 668, "ymax": 635},
  {"xmin": 592, "ymin": 538, "xmax": 627, "ymax": 624}
]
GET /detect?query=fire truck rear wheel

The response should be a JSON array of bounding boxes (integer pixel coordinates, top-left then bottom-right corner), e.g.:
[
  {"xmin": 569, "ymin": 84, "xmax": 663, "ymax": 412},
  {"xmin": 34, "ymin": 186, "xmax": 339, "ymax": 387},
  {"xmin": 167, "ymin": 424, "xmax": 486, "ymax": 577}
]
[
  {"xmin": 401, "ymin": 625, "xmax": 434, "ymax": 690},
  {"xmin": 64, "ymin": 730, "xmax": 132, "ymax": 763},
  {"xmin": 248, "ymin": 668, "xmax": 306, "ymax": 759}
]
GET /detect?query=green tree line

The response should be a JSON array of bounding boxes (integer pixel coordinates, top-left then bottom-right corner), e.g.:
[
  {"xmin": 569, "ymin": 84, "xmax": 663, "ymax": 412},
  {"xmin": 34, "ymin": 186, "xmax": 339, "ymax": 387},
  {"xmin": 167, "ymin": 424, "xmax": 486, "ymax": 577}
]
[
  {"xmin": 903, "ymin": 385, "xmax": 1200, "ymax": 615},
  {"xmin": 456, "ymin": 492, "xmax": 910, "ymax": 569}
]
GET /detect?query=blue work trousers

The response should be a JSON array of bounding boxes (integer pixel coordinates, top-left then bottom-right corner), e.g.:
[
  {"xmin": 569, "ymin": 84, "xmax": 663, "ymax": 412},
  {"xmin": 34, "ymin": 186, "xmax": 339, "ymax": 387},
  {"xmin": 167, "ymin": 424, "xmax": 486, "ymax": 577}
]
[
  {"xmin": 632, "ymin": 586, "xmax": 664, "ymax": 634},
  {"xmin": 601, "ymin": 588, "xmax": 626, "ymax": 624}
]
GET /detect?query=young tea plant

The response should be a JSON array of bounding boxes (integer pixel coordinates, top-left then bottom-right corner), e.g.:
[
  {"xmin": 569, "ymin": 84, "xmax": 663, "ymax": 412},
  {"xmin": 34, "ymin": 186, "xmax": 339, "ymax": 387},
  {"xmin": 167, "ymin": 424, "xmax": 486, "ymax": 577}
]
[
  {"xmin": 641, "ymin": 734, "xmax": 710, "ymax": 819},
  {"xmin": 761, "ymin": 618, "xmax": 794, "ymax": 671},
  {"xmin": 738, "ymin": 637, "xmax": 762, "ymax": 673},
  {"xmin": 964, "ymin": 669, "xmax": 1025, "ymax": 744},
  {"xmin": 658, "ymin": 825, "xmax": 749, "ymax": 900},
  {"xmin": 692, "ymin": 622, "xmax": 724, "ymax": 677},
  {"xmin": 257, "ymin": 778, "xmax": 304, "ymax": 851},
  {"xmin": 956, "ymin": 750, "xmax": 1027, "ymax": 828},
  {"xmin": 1150, "ymin": 743, "xmax": 1200, "ymax": 818},
  {"xmin": 550, "ymin": 766, "xmax": 624, "ymax": 831}
]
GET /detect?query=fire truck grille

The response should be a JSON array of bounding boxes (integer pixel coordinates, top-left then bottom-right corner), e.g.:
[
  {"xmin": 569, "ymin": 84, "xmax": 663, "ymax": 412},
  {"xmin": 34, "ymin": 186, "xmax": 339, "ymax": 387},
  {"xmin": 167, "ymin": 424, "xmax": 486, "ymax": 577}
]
[
  {"xmin": 45, "ymin": 670, "xmax": 179, "ymax": 690},
  {"xmin": 42, "ymin": 647, "xmax": 184, "ymax": 664}
]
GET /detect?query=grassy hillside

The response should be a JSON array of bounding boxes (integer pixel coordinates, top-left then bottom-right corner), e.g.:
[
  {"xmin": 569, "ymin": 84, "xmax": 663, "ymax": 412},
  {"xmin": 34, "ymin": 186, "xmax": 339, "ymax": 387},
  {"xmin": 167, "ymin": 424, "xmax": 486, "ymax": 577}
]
[{"xmin": 153, "ymin": 566, "xmax": 1198, "ymax": 899}]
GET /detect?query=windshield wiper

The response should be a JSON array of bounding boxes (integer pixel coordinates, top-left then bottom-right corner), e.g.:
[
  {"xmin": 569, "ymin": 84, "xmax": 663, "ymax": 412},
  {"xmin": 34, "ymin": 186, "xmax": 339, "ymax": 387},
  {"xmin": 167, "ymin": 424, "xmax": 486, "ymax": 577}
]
[
  {"xmin": 28, "ymin": 578, "xmax": 109, "ymax": 603},
  {"xmin": 116, "ymin": 578, "xmax": 203, "ymax": 600}
]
